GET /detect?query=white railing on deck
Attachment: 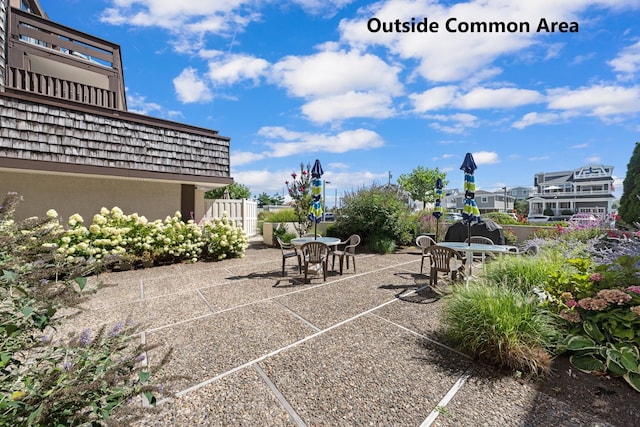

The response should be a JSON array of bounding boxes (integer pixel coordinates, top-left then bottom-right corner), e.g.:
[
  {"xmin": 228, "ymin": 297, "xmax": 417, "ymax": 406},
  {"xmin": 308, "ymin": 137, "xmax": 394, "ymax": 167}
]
[{"xmin": 201, "ymin": 199, "xmax": 258, "ymax": 237}]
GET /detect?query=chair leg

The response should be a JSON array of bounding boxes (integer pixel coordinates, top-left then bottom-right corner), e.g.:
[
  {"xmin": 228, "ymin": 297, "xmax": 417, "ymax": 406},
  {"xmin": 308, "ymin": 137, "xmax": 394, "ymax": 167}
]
[
  {"xmin": 339, "ymin": 256, "xmax": 344, "ymax": 275},
  {"xmin": 323, "ymin": 261, "xmax": 327, "ymax": 281},
  {"xmin": 282, "ymin": 258, "xmax": 286, "ymax": 277},
  {"xmin": 352, "ymin": 256, "xmax": 356, "ymax": 273},
  {"xmin": 420, "ymin": 257, "xmax": 424, "ymax": 274}
]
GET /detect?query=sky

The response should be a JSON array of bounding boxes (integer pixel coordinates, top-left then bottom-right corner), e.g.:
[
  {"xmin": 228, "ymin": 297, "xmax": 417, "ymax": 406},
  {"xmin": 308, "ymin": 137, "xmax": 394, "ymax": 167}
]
[{"xmin": 38, "ymin": 0, "xmax": 640, "ymax": 207}]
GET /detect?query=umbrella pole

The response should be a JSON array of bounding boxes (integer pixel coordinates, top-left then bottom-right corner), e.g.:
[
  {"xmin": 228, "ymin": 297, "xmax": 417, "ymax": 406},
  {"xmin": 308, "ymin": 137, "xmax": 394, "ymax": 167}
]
[
  {"xmin": 467, "ymin": 222, "xmax": 471, "ymax": 246},
  {"xmin": 314, "ymin": 221, "xmax": 318, "ymax": 240},
  {"xmin": 435, "ymin": 219, "xmax": 439, "ymax": 243}
]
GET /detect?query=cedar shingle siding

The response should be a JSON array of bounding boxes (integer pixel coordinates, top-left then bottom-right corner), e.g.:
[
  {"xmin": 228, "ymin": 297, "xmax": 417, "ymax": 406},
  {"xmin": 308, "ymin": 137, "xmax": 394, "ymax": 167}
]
[{"xmin": 0, "ymin": 96, "xmax": 231, "ymax": 180}]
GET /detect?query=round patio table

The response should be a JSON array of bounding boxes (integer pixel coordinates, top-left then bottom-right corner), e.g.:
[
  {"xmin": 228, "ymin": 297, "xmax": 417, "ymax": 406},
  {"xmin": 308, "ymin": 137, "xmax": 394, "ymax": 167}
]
[{"xmin": 290, "ymin": 236, "xmax": 341, "ymax": 248}]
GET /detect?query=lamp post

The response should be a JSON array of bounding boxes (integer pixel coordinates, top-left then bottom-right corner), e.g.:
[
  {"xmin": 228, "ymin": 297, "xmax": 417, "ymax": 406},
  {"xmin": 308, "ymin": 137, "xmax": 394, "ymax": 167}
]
[
  {"xmin": 323, "ymin": 180, "xmax": 331, "ymax": 220},
  {"xmin": 502, "ymin": 186, "xmax": 507, "ymax": 213}
]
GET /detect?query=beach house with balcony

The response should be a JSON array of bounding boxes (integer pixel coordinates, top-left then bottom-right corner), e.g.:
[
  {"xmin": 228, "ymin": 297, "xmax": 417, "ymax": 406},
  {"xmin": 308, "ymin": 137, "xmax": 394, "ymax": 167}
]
[
  {"xmin": 0, "ymin": 0, "xmax": 233, "ymax": 222},
  {"xmin": 527, "ymin": 165, "xmax": 615, "ymax": 217}
]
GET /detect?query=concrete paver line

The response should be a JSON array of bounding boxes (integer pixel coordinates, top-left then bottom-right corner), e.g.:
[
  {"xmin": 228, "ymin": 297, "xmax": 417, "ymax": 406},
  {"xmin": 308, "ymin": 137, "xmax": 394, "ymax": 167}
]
[
  {"xmin": 420, "ymin": 367, "xmax": 473, "ymax": 427},
  {"xmin": 254, "ymin": 364, "xmax": 308, "ymax": 427},
  {"xmin": 195, "ymin": 288, "xmax": 216, "ymax": 312},
  {"xmin": 274, "ymin": 300, "xmax": 322, "ymax": 332}
]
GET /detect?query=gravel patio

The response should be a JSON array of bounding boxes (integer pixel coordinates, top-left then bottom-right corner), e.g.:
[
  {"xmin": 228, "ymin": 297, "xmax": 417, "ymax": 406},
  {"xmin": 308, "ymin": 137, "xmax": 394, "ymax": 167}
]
[{"xmin": 55, "ymin": 239, "xmax": 629, "ymax": 426}]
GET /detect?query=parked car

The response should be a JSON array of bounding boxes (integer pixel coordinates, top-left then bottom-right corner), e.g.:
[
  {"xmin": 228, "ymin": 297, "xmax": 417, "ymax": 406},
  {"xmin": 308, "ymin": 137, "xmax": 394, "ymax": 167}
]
[
  {"xmin": 526, "ymin": 214, "xmax": 550, "ymax": 224},
  {"xmin": 445, "ymin": 212, "xmax": 463, "ymax": 222},
  {"xmin": 569, "ymin": 213, "xmax": 600, "ymax": 226},
  {"xmin": 323, "ymin": 212, "xmax": 336, "ymax": 222}
]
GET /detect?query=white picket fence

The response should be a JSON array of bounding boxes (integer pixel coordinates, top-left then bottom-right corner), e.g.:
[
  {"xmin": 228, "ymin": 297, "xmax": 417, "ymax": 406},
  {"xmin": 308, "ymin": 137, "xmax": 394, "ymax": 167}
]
[{"xmin": 201, "ymin": 199, "xmax": 258, "ymax": 237}]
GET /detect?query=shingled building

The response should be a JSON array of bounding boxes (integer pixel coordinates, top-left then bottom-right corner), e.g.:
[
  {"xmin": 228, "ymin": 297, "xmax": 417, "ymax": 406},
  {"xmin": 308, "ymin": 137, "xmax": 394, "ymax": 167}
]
[{"xmin": 0, "ymin": 0, "xmax": 233, "ymax": 222}]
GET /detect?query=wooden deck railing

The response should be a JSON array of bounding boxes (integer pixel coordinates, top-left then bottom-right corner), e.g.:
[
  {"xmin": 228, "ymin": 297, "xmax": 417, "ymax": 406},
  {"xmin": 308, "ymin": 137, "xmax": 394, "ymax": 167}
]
[{"xmin": 7, "ymin": 66, "xmax": 118, "ymax": 109}]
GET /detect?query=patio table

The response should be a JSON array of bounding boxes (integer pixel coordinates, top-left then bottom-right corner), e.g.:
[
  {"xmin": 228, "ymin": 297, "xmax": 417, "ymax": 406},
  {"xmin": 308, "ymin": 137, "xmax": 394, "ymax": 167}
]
[
  {"xmin": 436, "ymin": 241, "xmax": 518, "ymax": 285},
  {"xmin": 290, "ymin": 237, "xmax": 341, "ymax": 248}
]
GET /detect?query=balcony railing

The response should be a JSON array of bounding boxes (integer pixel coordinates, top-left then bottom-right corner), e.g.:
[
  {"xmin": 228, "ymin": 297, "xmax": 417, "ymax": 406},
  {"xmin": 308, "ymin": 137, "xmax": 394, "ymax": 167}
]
[
  {"xmin": 530, "ymin": 189, "xmax": 612, "ymax": 198},
  {"xmin": 7, "ymin": 66, "xmax": 117, "ymax": 108},
  {"xmin": 6, "ymin": 7, "xmax": 125, "ymax": 110}
]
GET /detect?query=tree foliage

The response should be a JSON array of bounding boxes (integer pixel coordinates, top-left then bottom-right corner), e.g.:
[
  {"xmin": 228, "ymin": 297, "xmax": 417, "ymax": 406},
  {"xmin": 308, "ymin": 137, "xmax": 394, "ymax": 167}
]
[
  {"xmin": 619, "ymin": 142, "xmax": 640, "ymax": 225},
  {"xmin": 397, "ymin": 166, "xmax": 448, "ymax": 207},
  {"xmin": 256, "ymin": 192, "xmax": 284, "ymax": 208},
  {"xmin": 205, "ymin": 182, "xmax": 251, "ymax": 200},
  {"xmin": 285, "ymin": 163, "xmax": 313, "ymax": 235}
]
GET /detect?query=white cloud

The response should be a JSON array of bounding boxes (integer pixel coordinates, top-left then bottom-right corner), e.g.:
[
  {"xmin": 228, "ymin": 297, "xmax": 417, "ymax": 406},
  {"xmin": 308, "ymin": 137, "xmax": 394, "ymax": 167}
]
[
  {"xmin": 547, "ymin": 85, "xmax": 640, "ymax": 118},
  {"xmin": 571, "ymin": 143, "xmax": 588, "ymax": 149},
  {"xmin": 271, "ymin": 49, "xmax": 403, "ymax": 98},
  {"xmin": 231, "ymin": 151, "xmax": 265, "ymax": 167},
  {"xmin": 126, "ymin": 92, "xmax": 182, "ymax": 118},
  {"xmin": 456, "ymin": 87, "xmax": 543, "ymax": 109},
  {"xmin": 472, "ymin": 151, "xmax": 500, "ymax": 165},
  {"xmin": 173, "ymin": 68, "xmax": 213, "ymax": 103},
  {"xmin": 587, "ymin": 155, "xmax": 602, "ymax": 163},
  {"xmin": 512, "ymin": 111, "xmax": 577, "ymax": 129},
  {"xmin": 301, "ymin": 92, "xmax": 395, "ymax": 123},
  {"xmin": 410, "ymin": 86, "xmax": 458, "ymax": 112},
  {"xmin": 427, "ymin": 113, "xmax": 479, "ymax": 134},
  {"xmin": 529, "ymin": 156, "xmax": 551, "ymax": 161},
  {"xmin": 207, "ymin": 54, "xmax": 269, "ymax": 85},
  {"xmin": 261, "ymin": 127, "xmax": 385, "ymax": 158},
  {"xmin": 608, "ymin": 41, "xmax": 640, "ymax": 78}
]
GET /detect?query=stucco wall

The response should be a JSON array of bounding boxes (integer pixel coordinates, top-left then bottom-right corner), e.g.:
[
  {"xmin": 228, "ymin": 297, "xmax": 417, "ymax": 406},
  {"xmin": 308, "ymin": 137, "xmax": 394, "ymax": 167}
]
[{"xmin": 0, "ymin": 170, "xmax": 183, "ymax": 222}]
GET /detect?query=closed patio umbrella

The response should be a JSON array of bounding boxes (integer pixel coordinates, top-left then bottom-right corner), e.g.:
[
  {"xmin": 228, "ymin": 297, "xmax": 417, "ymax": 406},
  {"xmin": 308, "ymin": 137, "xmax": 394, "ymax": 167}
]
[
  {"xmin": 308, "ymin": 159, "xmax": 324, "ymax": 239},
  {"xmin": 460, "ymin": 153, "xmax": 480, "ymax": 245},
  {"xmin": 432, "ymin": 178, "xmax": 443, "ymax": 242}
]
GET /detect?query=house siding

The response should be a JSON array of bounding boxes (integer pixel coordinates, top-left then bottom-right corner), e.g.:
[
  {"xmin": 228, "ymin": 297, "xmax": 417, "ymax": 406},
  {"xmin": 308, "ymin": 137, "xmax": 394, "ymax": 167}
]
[
  {"xmin": 0, "ymin": 0, "xmax": 6, "ymax": 89},
  {"xmin": 0, "ymin": 95, "xmax": 231, "ymax": 180}
]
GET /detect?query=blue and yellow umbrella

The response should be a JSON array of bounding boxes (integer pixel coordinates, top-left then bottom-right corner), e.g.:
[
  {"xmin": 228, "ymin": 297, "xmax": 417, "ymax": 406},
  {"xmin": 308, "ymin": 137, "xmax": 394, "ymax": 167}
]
[
  {"xmin": 308, "ymin": 159, "xmax": 324, "ymax": 239},
  {"xmin": 432, "ymin": 178, "xmax": 443, "ymax": 242},
  {"xmin": 460, "ymin": 153, "xmax": 480, "ymax": 244}
]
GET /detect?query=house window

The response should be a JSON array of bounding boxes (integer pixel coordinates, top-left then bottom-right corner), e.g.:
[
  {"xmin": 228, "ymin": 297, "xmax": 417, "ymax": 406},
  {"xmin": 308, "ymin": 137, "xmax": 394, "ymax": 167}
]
[
  {"xmin": 511, "ymin": 190, "xmax": 518, "ymax": 196},
  {"xmin": 21, "ymin": 0, "xmax": 32, "ymax": 12},
  {"xmin": 480, "ymin": 196, "xmax": 488, "ymax": 203}
]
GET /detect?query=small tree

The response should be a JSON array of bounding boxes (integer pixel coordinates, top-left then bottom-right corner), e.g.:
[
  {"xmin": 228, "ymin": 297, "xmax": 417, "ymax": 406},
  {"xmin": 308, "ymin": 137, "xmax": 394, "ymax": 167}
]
[
  {"xmin": 285, "ymin": 163, "xmax": 312, "ymax": 235},
  {"xmin": 205, "ymin": 182, "xmax": 251, "ymax": 199},
  {"xmin": 619, "ymin": 142, "xmax": 640, "ymax": 225},
  {"xmin": 397, "ymin": 166, "xmax": 448, "ymax": 208}
]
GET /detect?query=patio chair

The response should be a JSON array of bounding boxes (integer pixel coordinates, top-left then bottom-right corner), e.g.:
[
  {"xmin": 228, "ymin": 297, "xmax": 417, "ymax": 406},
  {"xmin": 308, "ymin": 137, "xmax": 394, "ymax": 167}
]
[
  {"xmin": 416, "ymin": 235, "xmax": 437, "ymax": 274},
  {"xmin": 424, "ymin": 246, "xmax": 465, "ymax": 286},
  {"xmin": 463, "ymin": 236, "xmax": 495, "ymax": 264},
  {"xmin": 303, "ymin": 232, "xmax": 321, "ymax": 238},
  {"xmin": 301, "ymin": 241, "xmax": 330, "ymax": 281},
  {"xmin": 331, "ymin": 234, "xmax": 361, "ymax": 275},
  {"xmin": 276, "ymin": 237, "xmax": 301, "ymax": 277}
]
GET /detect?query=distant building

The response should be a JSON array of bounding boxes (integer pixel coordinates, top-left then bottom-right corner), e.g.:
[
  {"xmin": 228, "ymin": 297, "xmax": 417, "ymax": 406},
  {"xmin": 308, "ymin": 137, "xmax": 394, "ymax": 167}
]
[
  {"xmin": 447, "ymin": 188, "xmax": 515, "ymax": 214},
  {"xmin": 527, "ymin": 165, "xmax": 615, "ymax": 216}
]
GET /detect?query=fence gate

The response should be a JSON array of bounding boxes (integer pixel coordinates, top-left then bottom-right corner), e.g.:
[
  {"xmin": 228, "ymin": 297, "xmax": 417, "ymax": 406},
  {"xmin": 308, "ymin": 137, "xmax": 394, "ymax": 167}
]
[{"xmin": 201, "ymin": 199, "xmax": 258, "ymax": 237}]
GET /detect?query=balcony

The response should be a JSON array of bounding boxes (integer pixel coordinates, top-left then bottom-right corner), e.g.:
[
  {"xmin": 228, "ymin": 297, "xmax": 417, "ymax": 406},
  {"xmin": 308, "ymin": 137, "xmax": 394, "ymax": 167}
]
[
  {"xmin": 530, "ymin": 189, "xmax": 612, "ymax": 198},
  {"xmin": 5, "ymin": 7, "xmax": 125, "ymax": 110}
]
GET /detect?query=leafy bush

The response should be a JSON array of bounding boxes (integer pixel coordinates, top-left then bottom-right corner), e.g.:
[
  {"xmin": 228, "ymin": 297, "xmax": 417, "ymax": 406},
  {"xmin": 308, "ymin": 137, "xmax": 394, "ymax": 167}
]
[
  {"xmin": 484, "ymin": 212, "xmax": 519, "ymax": 225},
  {"xmin": 262, "ymin": 209, "xmax": 298, "ymax": 223},
  {"xmin": 0, "ymin": 193, "xmax": 167, "ymax": 425},
  {"xmin": 55, "ymin": 207, "xmax": 247, "ymax": 265},
  {"xmin": 201, "ymin": 215, "xmax": 249, "ymax": 260},
  {"xmin": 483, "ymin": 251, "xmax": 564, "ymax": 293},
  {"xmin": 369, "ymin": 234, "xmax": 396, "ymax": 254},
  {"xmin": 337, "ymin": 184, "xmax": 411, "ymax": 248},
  {"xmin": 440, "ymin": 283, "xmax": 560, "ymax": 376}
]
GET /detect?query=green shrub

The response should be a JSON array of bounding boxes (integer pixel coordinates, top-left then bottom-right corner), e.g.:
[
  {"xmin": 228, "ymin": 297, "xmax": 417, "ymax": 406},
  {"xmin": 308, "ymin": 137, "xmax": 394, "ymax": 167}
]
[
  {"xmin": 0, "ymin": 193, "xmax": 167, "ymax": 426},
  {"xmin": 485, "ymin": 212, "xmax": 519, "ymax": 225},
  {"xmin": 337, "ymin": 184, "xmax": 411, "ymax": 247},
  {"xmin": 484, "ymin": 251, "xmax": 564, "ymax": 293},
  {"xmin": 369, "ymin": 234, "xmax": 396, "ymax": 254},
  {"xmin": 440, "ymin": 283, "xmax": 560, "ymax": 376},
  {"xmin": 263, "ymin": 209, "xmax": 298, "ymax": 223}
]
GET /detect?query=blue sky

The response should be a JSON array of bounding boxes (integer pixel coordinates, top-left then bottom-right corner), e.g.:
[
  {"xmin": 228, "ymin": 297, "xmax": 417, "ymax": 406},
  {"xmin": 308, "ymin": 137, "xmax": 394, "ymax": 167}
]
[{"xmin": 39, "ymin": 0, "xmax": 640, "ymax": 206}]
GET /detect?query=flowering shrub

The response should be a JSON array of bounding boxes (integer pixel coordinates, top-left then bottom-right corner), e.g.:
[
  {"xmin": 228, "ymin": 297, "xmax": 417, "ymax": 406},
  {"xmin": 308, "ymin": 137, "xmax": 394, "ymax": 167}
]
[
  {"xmin": 0, "ymin": 193, "xmax": 167, "ymax": 425},
  {"xmin": 285, "ymin": 162, "xmax": 313, "ymax": 236},
  {"xmin": 55, "ymin": 207, "xmax": 247, "ymax": 266},
  {"xmin": 202, "ymin": 215, "xmax": 249, "ymax": 260}
]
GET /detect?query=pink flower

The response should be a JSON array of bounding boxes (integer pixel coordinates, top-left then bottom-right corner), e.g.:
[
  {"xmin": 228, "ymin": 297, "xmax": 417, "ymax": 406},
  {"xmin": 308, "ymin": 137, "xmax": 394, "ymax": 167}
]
[
  {"xmin": 291, "ymin": 173, "xmax": 297, "ymax": 179},
  {"xmin": 302, "ymin": 170, "xmax": 307, "ymax": 175},
  {"xmin": 285, "ymin": 181, "xmax": 289, "ymax": 185},
  {"xmin": 566, "ymin": 299, "xmax": 577, "ymax": 308},
  {"xmin": 589, "ymin": 273, "xmax": 604, "ymax": 282},
  {"xmin": 299, "ymin": 187, "xmax": 304, "ymax": 191},
  {"xmin": 627, "ymin": 286, "xmax": 640, "ymax": 295}
]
